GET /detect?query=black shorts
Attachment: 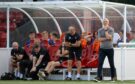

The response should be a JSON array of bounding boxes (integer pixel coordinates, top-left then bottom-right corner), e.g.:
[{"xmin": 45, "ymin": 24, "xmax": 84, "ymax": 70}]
[
  {"xmin": 58, "ymin": 57, "xmax": 68, "ymax": 64},
  {"xmin": 19, "ymin": 60, "xmax": 32, "ymax": 74},
  {"xmin": 68, "ymin": 50, "xmax": 82, "ymax": 61}
]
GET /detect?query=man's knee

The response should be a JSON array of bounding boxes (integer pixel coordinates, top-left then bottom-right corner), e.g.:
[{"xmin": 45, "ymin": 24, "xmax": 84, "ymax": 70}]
[
  {"xmin": 68, "ymin": 60, "xmax": 73, "ymax": 66},
  {"xmin": 52, "ymin": 61, "xmax": 56, "ymax": 65},
  {"xmin": 76, "ymin": 61, "xmax": 81, "ymax": 67},
  {"xmin": 48, "ymin": 61, "xmax": 54, "ymax": 66}
]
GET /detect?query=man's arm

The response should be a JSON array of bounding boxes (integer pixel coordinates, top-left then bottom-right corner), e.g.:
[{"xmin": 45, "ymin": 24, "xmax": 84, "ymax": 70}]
[
  {"xmin": 32, "ymin": 56, "xmax": 37, "ymax": 68},
  {"xmin": 56, "ymin": 50, "xmax": 61, "ymax": 56},
  {"xmin": 70, "ymin": 40, "xmax": 81, "ymax": 47},
  {"xmin": 62, "ymin": 50, "xmax": 69, "ymax": 56},
  {"xmin": 65, "ymin": 41, "xmax": 71, "ymax": 47},
  {"xmin": 71, "ymin": 34, "xmax": 81, "ymax": 47},
  {"xmin": 11, "ymin": 56, "xmax": 16, "ymax": 63},
  {"xmin": 105, "ymin": 29, "xmax": 114, "ymax": 41},
  {"xmin": 30, "ymin": 56, "xmax": 37, "ymax": 72},
  {"xmin": 11, "ymin": 50, "xmax": 17, "ymax": 62},
  {"xmin": 98, "ymin": 33, "xmax": 112, "ymax": 42},
  {"xmin": 105, "ymin": 31, "xmax": 113, "ymax": 40},
  {"xmin": 16, "ymin": 54, "xmax": 23, "ymax": 60},
  {"xmin": 98, "ymin": 37, "xmax": 107, "ymax": 42},
  {"xmin": 56, "ymin": 49, "xmax": 69, "ymax": 57},
  {"xmin": 98, "ymin": 29, "xmax": 107, "ymax": 42},
  {"xmin": 65, "ymin": 34, "xmax": 71, "ymax": 47},
  {"xmin": 35, "ymin": 55, "xmax": 44, "ymax": 67}
]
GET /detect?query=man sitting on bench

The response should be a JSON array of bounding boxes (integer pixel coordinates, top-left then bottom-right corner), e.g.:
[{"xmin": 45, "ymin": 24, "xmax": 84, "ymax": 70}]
[{"xmin": 37, "ymin": 42, "xmax": 69, "ymax": 80}]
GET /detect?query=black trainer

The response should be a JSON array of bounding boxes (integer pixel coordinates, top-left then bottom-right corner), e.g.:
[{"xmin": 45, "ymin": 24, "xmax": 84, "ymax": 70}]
[
  {"xmin": 65, "ymin": 77, "xmax": 72, "ymax": 80},
  {"xmin": 94, "ymin": 77, "xmax": 101, "ymax": 82},
  {"xmin": 76, "ymin": 77, "xmax": 81, "ymax": 80},
  {"xmin": 111, "ymin": 77, "xmax": 117, "ymax": 82},
  {"xmin": 44, "ymin": 71, "xmax": 49, "ymax": 77}
]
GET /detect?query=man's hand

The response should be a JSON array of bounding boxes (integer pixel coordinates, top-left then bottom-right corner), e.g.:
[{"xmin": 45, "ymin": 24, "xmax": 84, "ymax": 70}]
[
  {"xmin": 11, "ymin": 59, "xmax": 16, "ymax": 63},
  {"xmin": 103, "ymin": 26, "xmax": 108, "ymax": 30},
  {"xmin": 65, "ymin": 42, "xmax": 71, "ymax": 47},
  {"xmin": 105, "ymin": 31, "xmax": 112, "ymax": 40},
  {"xmin": 70, "ymin": 41, "xmax": 81, "ymax": 47},
  {"xmin": 98, "ymin": 37, "xmax": 107, "ymax": 42},
  {"xmin": 59, "ymin": 54, "xmax": 63, "ymax": 57},
  {"xmin": 30, "ymin": 67, "xmax": 36, "ymax": 72},
  {"xmin": 16, "ymin": 55, "xmax": 20, "ymax": 60},
  {"xmin": 16, "ymin": 55, "xmax": 23, "ymax": 60}
]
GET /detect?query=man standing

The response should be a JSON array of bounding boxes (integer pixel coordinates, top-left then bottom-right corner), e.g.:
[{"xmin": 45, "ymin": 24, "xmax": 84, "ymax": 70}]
[
  {"xmin": 65, "ymin": 25, "xmax": 82, "ymax": 80},
  {"xmin": 95, "ymin": 18, "xmax": 116, "ymax": 82},
  {"xmin": 30, "ymin": 44, "xmax": 50, "ymax": 80}
]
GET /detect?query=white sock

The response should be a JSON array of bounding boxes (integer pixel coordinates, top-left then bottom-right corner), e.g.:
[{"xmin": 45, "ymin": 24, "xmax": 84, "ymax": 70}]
[
  {"xmin": 76, "ymin": 73, "xmax": 80, "ymax": 78},
  {"xmin": 68, "ymin": 72, "xmax": 72, "ymax": 78},
  {"xmin": 14, "ymin": 69, "xmax": 18, "ymax": 77},
  {"xmin": 19, "ymin": 73, "xmax": 23, "ymax": 79},
  {"xmin": 17, "ymin": 72, "xmax": 20, "ymax": 78}
]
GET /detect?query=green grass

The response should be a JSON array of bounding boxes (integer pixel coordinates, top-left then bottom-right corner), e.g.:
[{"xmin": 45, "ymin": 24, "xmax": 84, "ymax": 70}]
[{"xmin": 0, "ymin": 80, "xmax": 135, "ymax": 84}]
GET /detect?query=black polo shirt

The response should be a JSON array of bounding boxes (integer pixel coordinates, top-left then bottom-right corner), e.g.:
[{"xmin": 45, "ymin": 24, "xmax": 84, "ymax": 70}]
[
  {"xmin": 11, "ymin": 47, "xmax": 29, "ymax": 60},
  {"xmin": 65, "ymin": 33, "xmax": 82, "ymax": 51},
  {"xmin": 32, "ymin": 47, "xmax": 50, "ymax": 63}
]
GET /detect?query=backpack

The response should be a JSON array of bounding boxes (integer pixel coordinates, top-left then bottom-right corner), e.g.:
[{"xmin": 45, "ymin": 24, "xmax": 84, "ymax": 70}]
[{"xmin": 0, "ymin": 72, "xmax": 15, "ymax": 80}]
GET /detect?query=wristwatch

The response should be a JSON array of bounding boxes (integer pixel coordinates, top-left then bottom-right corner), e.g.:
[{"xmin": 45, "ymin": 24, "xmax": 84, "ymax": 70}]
[
  {"xmin": 35, "ymin": 65, "xmax": 38, "ymax": 68},
  {"xmin": 70, "ymin": 43, "xmax": 73, "ymax": 47},
  {"xmin": 105, "ymin": 30, "xmax": 108, "ymax": 32}
]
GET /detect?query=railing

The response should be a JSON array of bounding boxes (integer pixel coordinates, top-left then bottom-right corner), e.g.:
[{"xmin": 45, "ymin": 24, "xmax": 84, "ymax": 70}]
[{"xmin": 118, "ymin": 43, "xmax": 135, "ymax": 81}]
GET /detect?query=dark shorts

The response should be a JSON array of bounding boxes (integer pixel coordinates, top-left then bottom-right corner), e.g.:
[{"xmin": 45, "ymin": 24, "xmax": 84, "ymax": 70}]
[
  {"xmin": 58, "ymin": 57, "xmax": 68, "ymax": 64},
  {"xmin": 19, "ymin": 60, "xmax": 32, "ymax": 75},
  {"xmin": 68, "ymin": 49, "xmax": 82, "ymax": 61}
]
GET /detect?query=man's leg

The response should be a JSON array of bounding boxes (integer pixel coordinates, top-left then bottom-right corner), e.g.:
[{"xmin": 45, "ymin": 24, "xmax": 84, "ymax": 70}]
[
  {"xmin": 66, "ymin": 51, "xmax": 74, "ymax": 80},
  {"xmin": 9, "ymin": 58, "xmax": 15, "ymax": 73},
  {"xmin": 19, "ymin": 60, "xmax": 32, "ymax": 78},
  {"xmin": 47, "ymin": 61, "xmax": 60, "ymax": 73},
  {"xmin": 15, "ymin": 62, "xmax": 23, "ymax": 79},
  {"xmin": 26, "ymin": 60, "xmax": 32, "ymax": 77},
  {"xmin": 30, "ymin": 64, "xmax": 43, "ymax": 80},
  {"xmin": 107, "ymin": 49, "xmax": 116, "ymax": 80},
  {"xmin": 11, "ymin": 62, "xmax": 17, "ymax": 78},
  {"xmin": 76, "ymin": 60, "xmax": 81, "ymax": 79},
  {"xmin": 19, "ymin": 60, "xmax": 26, "ymax": 78},
  {"xmin": 45, "ymin": 61, "xmax": 54, "ymax": 72},
  {"xmin": 75, "ymin": 51, "xmax": 82, "ymax": 79},
  {"xmin": 97, "ymin": 49, "xmax": 106, "ymax": 80},
  {"xmin": 67, "ymin": 60, "xmax": 73, "ymax": 78}
]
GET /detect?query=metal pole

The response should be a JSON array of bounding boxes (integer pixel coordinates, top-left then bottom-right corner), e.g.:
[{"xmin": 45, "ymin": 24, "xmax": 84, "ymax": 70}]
[
  {"xmin": 60, "ymin": 7, "xmax": 85, "ymax": 32},
  {"xmin": 124, "ymin": 6, "xmax": 127, "ymax": 43},
  {"xmin": 13, "ymin": 7, "xmax": 39, "ymax": 33},
  {"xmin": 82, "ymin": 6, "xmax": 103, "ymax": 22},
  {"xmin": 103, "ymin": 2, "xmax": 106, "ymax": 19},
  {"xmin": 107, "ymin": 6, "xmax": 131, "ymax": 32},
  {"xmin": 121, "ymin": 5, "xmax": 127, "ymax": 81},
  {"xmin": 6, "ymin": 7, "xmax": 10, "ymax": 48},
  {"xmin": 38, "ymin": 7, "xmax": 62, "ymax": 35}
]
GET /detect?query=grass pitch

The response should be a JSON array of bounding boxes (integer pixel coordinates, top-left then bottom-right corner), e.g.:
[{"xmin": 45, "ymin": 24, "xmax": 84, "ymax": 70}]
[{"xmin": 0, "ymin": 80, "xmax": 135, "ymax": 84}]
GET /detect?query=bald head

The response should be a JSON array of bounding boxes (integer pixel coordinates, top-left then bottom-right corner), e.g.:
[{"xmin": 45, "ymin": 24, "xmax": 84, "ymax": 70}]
[
  {"xmin": 68, "ymin": 26, "xmax": 76, "ymax": 35},
  {"xmin": 12, "ymin": 42, "xmax": 19, "ymax": 49},
  {"xmin": 103, "ymin": 18, "xmax": 109, "ymax": 26}
]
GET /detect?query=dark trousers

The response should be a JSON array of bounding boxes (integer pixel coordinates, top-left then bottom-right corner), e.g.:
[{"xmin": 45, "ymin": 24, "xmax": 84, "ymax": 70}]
[
  {"xmin": 29, "ymin": 62, "xmax": 48, "ymax": 80},
  {"xmin": 19, "ymin": 60, "xmax": 32, "ymax": 77},
  {"xmin": 97, "ymin": 48, "xmax": 116, "ymax": 79}
]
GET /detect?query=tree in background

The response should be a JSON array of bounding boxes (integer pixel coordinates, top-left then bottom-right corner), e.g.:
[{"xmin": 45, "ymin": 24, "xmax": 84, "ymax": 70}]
[{"xmin": 103, "ymin": 0, "xmax": 135, "ymax": 5}]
